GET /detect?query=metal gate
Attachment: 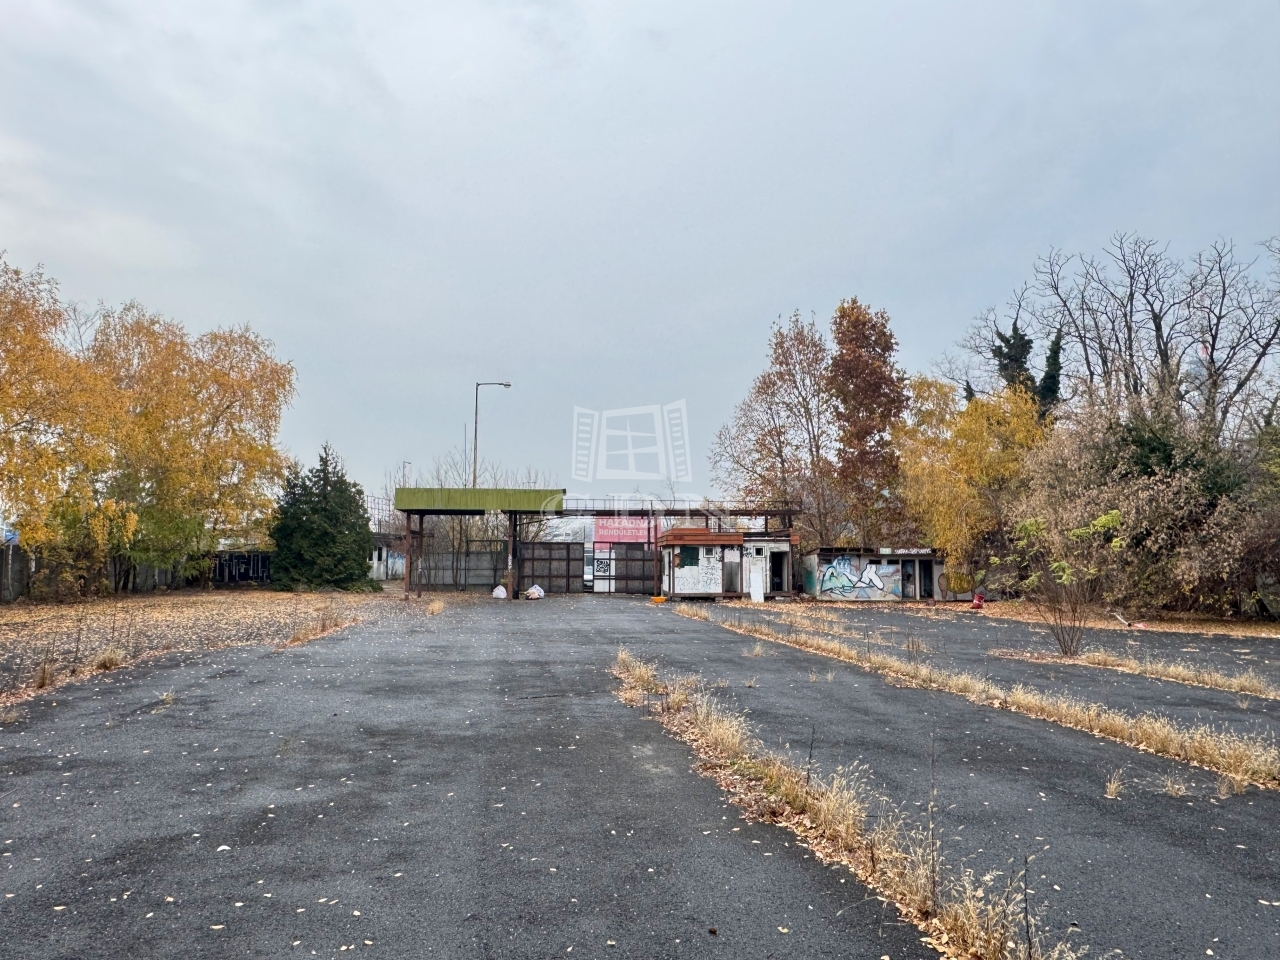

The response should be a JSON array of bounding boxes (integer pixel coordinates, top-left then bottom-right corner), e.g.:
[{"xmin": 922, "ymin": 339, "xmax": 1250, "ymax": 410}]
[
  {"xmin": 518, "ymin": 542, "xmax": 585, "ymax": 593},
  {"xmin": 590, "ymin": 542, "xmax": 655, "ymax": 595}
]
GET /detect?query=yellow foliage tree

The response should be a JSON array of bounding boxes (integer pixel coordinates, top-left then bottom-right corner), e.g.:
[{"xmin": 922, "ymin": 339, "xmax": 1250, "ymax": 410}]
[
  {"xmin": 0, "ymin": 260, "xmax": 116, "ymax": 549},
  {"xmin": 1, "ymin": 257, "xmax": 295, "ymax": 595},
  {"xmin": 90, "ymin": 304, "xmax": 296, "ymax": 579},
  {"xmin": 897, "ymin": 377, "xmax": 1045, "ymax": 590}
]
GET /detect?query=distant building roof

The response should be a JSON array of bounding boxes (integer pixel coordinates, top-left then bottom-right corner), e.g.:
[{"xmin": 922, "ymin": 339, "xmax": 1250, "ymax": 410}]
[{"xmin": 394, "ymin": 487, "xmax": 565, "ymax": 514}]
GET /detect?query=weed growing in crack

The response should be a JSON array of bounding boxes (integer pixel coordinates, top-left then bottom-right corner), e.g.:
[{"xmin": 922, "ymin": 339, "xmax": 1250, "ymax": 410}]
[
  {"xmin": 1216, "ymin": 774, "xmax": 1246, "ymax": 798},
  {"xmin": 691, "ymin": 613, "xmax": 1280, "ymax": 789},
  {"xmin": 612, "ymin": 649, "xmax": 1087, "ymax": 960},
  {"xmin": 1104, "ymin": 768, "xmax": 1127, "ymax": 799},
  {"xmin": 93, "ymin": 647, "xmax": 124, "ymax": 672},
  {"xmin": 990, "ymin": 648, "xmax": 1280, "ymax": 702}
]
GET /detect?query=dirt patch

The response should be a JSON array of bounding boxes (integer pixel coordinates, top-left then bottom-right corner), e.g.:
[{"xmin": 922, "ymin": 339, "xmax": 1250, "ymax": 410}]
[{"xmin": 0, "ymin": 589, "xmax": 432, "ymax": 707}]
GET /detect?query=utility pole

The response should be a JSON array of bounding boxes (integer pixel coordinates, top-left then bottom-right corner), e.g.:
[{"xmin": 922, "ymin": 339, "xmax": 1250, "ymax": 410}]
[{"xmin": 472, "ymin": 381, "xmax": 511, "ymax": 487}]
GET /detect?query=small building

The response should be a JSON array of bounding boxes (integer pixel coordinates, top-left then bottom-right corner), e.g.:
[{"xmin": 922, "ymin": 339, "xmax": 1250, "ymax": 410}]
[
  {"xmin": 658, "ymin": 527, "xmax": 796, "ymax": 600},
  {"xmin": 800, "ymin": 547, "xmax": 949, "ymax": 601},
  {"xmin": 368, "ymin": 543, "xmax": 405, "ymax": 581},
  {"xmin": 212, "ymin": 550, "xmax": 272, "ymax": 585}
]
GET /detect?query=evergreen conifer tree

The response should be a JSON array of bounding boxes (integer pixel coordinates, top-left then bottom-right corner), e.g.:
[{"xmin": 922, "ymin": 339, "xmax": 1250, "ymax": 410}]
[
  {"xmin": 1037, "ymin": 328, "xmax": 1064, "ymax": 414},
  {"xmin": 269, "ymin": 444, "xmax": 373, "ymax": 589}
]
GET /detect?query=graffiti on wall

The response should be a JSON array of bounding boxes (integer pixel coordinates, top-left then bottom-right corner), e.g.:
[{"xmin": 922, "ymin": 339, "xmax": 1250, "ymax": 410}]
[{"xmin": 817, "ymin": 555, "xmax": 901, "ymax": 601}]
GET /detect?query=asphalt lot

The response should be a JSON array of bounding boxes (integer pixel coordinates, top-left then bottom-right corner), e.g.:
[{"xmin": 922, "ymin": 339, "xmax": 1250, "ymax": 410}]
[
  {"xmin": 2, "ymin": 595, "xmax": 1277, "ymax": 960},
  {"xmin": 1, "ymin": 596, "xmax": 925, "ymax": 960},
  {"xmin": 635, "ymin": 599, "xmax": 1280, "ymax": 960},
  {"xmin": 719, "ymin": 603, "xmax": 1279, "ymax": 738}
]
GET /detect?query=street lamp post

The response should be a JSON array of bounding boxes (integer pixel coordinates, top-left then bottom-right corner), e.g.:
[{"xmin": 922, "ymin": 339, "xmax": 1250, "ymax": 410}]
[{"xmin": 472, "ymin": 381, "xmax": 511, "ymax": 488}]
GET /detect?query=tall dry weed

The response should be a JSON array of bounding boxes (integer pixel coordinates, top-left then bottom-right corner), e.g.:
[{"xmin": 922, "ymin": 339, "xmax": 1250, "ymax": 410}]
[
  {"xmin": 683, "ymin": 608, "xmax": 1280, "ymax": 789},
  {"xmin": 611, "ymin": 649, "xmax": 1085, "ymax": 960}
]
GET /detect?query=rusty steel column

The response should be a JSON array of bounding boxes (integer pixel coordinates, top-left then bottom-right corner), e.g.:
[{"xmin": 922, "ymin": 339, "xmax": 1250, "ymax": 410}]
[
  {"xmin": 402, "ymin": 512, "xmax": 412, "ymax": 600},
  {"xmin": 415, "ymin": 515, "xmax": 424, "ymax": 599},
  {"xmin": 651, "ymin": 504, "xmax": 659, "ymax": 597},
  {"xmin": 506, "ymin": 511, "xmax": 516, "ymax": 600}
]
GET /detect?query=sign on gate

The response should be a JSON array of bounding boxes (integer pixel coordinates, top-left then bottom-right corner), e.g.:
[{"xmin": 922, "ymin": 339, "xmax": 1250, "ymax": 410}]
[{"xmin": 592, "ymin": 516, "xmax": 654, "ymax": 543}]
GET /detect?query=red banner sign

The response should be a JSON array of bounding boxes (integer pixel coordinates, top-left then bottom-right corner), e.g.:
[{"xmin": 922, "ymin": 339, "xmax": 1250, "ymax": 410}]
[{"xmin": 593, "ymin": 517, "xmax": 654, "ymax": 543}]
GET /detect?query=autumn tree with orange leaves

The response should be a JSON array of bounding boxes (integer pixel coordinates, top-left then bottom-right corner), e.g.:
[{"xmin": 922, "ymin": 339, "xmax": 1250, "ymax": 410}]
[{"xmin": 0, "ymin": 257, "xmax": 294, "ymax": 597}]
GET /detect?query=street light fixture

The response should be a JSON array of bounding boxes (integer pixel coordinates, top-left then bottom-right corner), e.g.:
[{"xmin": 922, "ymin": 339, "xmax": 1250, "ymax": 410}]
[{"xmin": 473, "ymin": 381, "xmax": 511, "ymax": 487}]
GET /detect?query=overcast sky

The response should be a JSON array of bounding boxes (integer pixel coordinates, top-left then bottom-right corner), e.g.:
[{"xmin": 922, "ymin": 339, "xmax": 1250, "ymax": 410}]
[{"xmin": 2, "ymin": 1, "xmax": 1277, "ymax": 499}]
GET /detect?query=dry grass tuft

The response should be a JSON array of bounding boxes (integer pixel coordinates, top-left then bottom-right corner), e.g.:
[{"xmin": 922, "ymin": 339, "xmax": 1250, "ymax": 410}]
[
  {"xmin": 990, "ymin": 647, "xmax": 1280, "ymax": 701},
  {"xmin": 743, "ymin": 641, "xmax": 771, "ymax": 658},
  {"xmin": 671, "ymin": 603, "xmax": 709, "ymax": 621},
  {"xmin": 285, "ymin": 605, "xmax": 354, "ymax": 647},
  {"xmin": 610, "ymin": 649, "xmax": 1084, "ymax": 960},
  {"xmin": 1216, "ymin": 774, "xmax": 1247, "ymax": 798},
  {"xmin": 93, "ymin": 647, "xmax": 124, "ymax": 672},
  {"xmin": 1161, "ymin": 775, "xmax": 1188, "ymax": 797},
  {"xmin": 1104, "ymin": 768, "xmax": 1127, "ymax": 799},
  {"xmin": 743, "ymin": 676, "xmax": 757, "ymax": 689},
  {"xmin": 0, "ymin": 705, "xmax": 23, "ymax": 725},
  {"xmin": 150, "ymin": 689, "xmax": 176, "ymax": 714},
  {"xmin": 425, "ymin": 599, "xmax": 445, "ymax": 616},
  {"xmin": 31, "ymin": 659, "xmax": 56, "ymax": 689},
  {"xmin": 692, "ymin": 609, "xmax": 1280, "ymax": 789}
]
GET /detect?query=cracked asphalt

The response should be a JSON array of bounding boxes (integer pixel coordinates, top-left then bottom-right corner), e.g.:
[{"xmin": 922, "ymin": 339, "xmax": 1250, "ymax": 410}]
[
  {"xmin": 4, "ymin": 594, "xmax": 1277, "ymax": 960},
  {"xmin": 635, "ymin": 600, "xmax": 1280, "ymax": 960},
  {"xmin": 1, "ymin": 596, "xmax": 926, "ymax": 959}
]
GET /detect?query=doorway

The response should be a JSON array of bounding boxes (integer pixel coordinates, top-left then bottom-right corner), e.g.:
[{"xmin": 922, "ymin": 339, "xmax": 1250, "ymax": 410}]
[
  {"xmin": 918, "ymin": 559, "xmax": 934, "ymax": 599},
  {"xmin": 769, "ymin": 551, "xmax": 787, "ymax": 593}
]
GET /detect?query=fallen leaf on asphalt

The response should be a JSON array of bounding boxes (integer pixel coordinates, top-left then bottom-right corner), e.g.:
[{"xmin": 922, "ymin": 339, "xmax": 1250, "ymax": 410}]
[
  {"xmin": 778, "ymin": 927, "xmax": 789, "ymax": 933},
  {"xmin": 210, "ymin": 925, "xmax": 224, "ymax": 930},
  {"xmin": 53, "ymin": 906, "xmax": 65, "ymax": 911}
]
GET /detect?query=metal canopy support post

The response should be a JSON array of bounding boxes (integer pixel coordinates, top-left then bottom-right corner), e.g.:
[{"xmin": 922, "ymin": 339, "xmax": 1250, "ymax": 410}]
[
  {"xmin": 402, "ymin": 512, "xmax": 412, "ymax": 600},
  {"xmin": 415, "ymin": 514, "xmax": 423, "ymax": 599},
  {"xmin": 506, "ymin": 511, "xmax": 516, "ymax": 600},
  {"xmin": 651, "ymin": 504, "xmax": 659, "ymax": 597}
]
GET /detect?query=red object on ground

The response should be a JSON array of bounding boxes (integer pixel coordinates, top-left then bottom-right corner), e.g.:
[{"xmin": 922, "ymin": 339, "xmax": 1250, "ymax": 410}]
[{"xmin": 971, "ymin": 594, "xmax": 985, "ymax": 609}]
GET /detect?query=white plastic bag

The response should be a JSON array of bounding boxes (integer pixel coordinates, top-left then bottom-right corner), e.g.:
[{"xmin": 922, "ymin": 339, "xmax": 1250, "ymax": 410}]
[
  {"xmin": 524, "ymin": 584, "xmax": 545, "ymax": 599},
  {"xmin": 492, "ymin": 585, "xmax": 507, "ymax": 599}
]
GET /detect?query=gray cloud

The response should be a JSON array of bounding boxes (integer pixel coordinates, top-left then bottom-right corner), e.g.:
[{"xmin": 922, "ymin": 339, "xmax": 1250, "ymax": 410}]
[{"xmin": 2, "ymin": 0, "xmax": 1276, "ymax": 495}]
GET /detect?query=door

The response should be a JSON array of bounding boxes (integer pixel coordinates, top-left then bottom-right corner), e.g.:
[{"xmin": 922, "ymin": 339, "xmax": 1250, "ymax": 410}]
[
  {"xmin": 747, "ymin": 547, "xmax": 766, "ymax": 602},
  {"xmin": 769, "ymin": 551, "xmax": 786, "ymax": 593},
  {"xmin": 901, "ymin": 559, "xmax": 916, "ymax": 599},
  {"xmin": 722, "ymin": 547, "xmax": 741, "ymax": 593},
  {"xmin": 918, "ymin": 559, "xmax": 934, "ymax": 599}
]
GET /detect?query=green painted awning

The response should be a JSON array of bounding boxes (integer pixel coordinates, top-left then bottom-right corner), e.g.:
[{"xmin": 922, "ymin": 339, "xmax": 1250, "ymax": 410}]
[{"xmin": 394, "ymin": 487, "xmax": 566, "ymax": 514}]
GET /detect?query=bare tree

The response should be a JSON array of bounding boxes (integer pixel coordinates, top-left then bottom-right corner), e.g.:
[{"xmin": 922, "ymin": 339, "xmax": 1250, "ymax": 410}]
[
  {"xmin": 1032, "ymin": 234, "xmax": 1280, "ymax": 444},
  {"xmin": 709, "ymin": 312, "xmax": 843, "ymax": 546}
]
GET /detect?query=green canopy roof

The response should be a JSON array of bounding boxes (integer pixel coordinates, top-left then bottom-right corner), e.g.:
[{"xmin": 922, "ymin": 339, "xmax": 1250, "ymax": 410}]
[{"xmin": 394, "ymin": 487, "xmax": 565, "ymax": 514}]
